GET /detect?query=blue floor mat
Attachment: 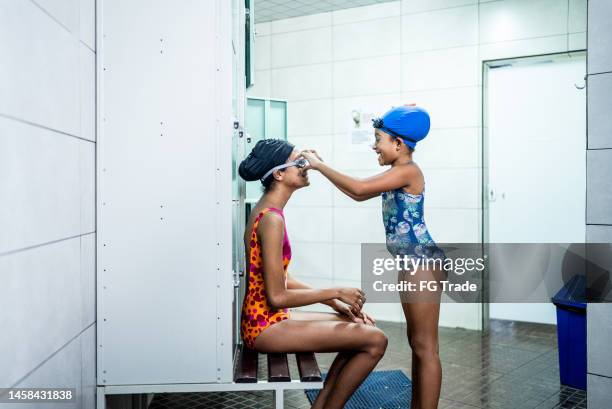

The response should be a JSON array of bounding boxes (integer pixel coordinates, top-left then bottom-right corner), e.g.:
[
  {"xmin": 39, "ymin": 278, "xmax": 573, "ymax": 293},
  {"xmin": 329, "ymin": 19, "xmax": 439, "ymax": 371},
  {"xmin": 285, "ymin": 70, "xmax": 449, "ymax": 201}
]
[{"xmin": 305, "ymin": 369, "xmax": 412, "ymax": 409}]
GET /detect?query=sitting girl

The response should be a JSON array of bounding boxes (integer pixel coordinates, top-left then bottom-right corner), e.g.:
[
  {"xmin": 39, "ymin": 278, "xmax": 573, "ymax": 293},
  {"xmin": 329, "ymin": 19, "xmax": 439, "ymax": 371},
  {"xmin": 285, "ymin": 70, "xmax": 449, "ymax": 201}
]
[{"xmin": 239, "ymin": 138, "xmax": 388, "ymax": 409}]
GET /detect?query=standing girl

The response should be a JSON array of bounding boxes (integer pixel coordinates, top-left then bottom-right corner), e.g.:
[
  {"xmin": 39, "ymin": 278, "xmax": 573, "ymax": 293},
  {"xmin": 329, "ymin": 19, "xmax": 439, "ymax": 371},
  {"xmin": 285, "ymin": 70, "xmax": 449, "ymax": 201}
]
[{"xmin": 301, "ymin": 105, "xmax": 443, "ymax": 409}]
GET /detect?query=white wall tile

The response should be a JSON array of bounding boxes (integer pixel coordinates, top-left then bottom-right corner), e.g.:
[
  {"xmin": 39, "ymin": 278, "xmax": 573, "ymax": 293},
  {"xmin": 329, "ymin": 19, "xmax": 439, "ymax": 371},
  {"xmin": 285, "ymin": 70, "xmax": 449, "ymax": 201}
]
[
  {"xmin": 402, "ymin": 46, "xmax": 479, "ymax": 90},
  {"xmin": 80, "ymin": 325, "xmax": 96, "ymax": 409},
  {"xmin": 568, "ymin": 0, "xmax": 587, "ymax": 33},
  {"xmin": 587, "ymin": 225, "xmax": 612, "ymax": 242},
  {"xmin": 425, "ymin": 208, "xmax": 481, "ymax": 242},
  {"xmin": 332, "ymin": 17, "xmax": 400, "ymax": 61},
  {"xmin": 272, "ymin": 63, "xmax": 333, "ymax": 101},
  {"xmin": 284, "ymin": 206, "xmax": 333, "ymax": 242},
  {"xmin": 287, "ymin": 99, "xmax": 333, "ymax": 137},
  {"xmin": 289, "ymin": 134, "xmax": 333, "ymax": 161},
  {"xmin": 332, "ymin": 133, "xmax": 381, "ymax": 173},
  {"xmin": 0, "ymin": 238, "xmax": 81, "ymax": 387},
  {"xmin": 588, "ymin": 374, "xmax": 612, "ymax": 409},
  {"xmin": 80, "ymin": 141, "xmax": 95, "ymax": 233},
  {"xmin": 401, "ymin": 0, "xmax": 477, "ymax": 14},
  {"xmin": 0, "ymin": 0, "xmax": 80, "ymax": 135},
  {"xmin": 332, "ymin": 170, "xmax": 382, "ymax": 208},
  {"xmin": 479, "ymin": 0, "xmax": 568, "ymax": 44},
  {"xmin": 79, "ymin": 0, "xmax": 95, "ymax": 50},
  {"xmin": 333, "ymin": 207, "xmax": 387, "ymax": 244},
  {"xmin": 586, "ymin": 149, "xmax": 612, "ymax": 225},
  {"xmin": 80, "ymin": 233, "xmax": 96, "ymax": 327},
  {"xmin": 403, "ymin": 86, "xmax": 480, "ymax": 129},
  {"xmin": 361, "ymin": 301, "xmax": 406, "ymax": 323},
  {"xmin": 247, "ymin": 69, "xmax": 271, "ymax": 98},
  {"xmin": 587, "ymin": 73, "xmax": 612, "ymax": 150},
  {"xmin": 479, "ymin": 35, "xmax": 568, "ymax": 61},
  {"xmin": 272, "ymin": 12, "xmax": 332, "ymax": 34},
  {"xmin": 401, "ymin": 5, "xmax": 478, "ymax": 52},
  {"xmin": 587, "ymin": 0, "xmax": 612, "ymax": 74},
  {"xmin": 79, "ymin": 44, "xmax": 95, "ymax": 142},
  {"xmin": 271, "ymin": 27, "xmax": 332, "ymax": 67},
  {"xmin": 288, "ymin": 242, "xmax": 333, "ymax": 279},
  {"xmin": 292, "ymin": 276, "xmax": 335, "ymax": 313},
  {"xmin": 292, "ymin": 277, "xmax": 334, "ymax": 290},
  {"xmin": 333, "ymin": 2, "xmax": 400, "ymax": 25},
  {"xmin": 333, "ymin": 243, "xmax": 363, "ymax": 281},
  {"xmin": 15, "ymin": 336, "xmax": 82, "ymax": 409},
  {"xmin": 0, "ymin": 118, "xmax": 80, "ymax": 253},
  {"xmin": 417, "ymin": 127, "xmax": 481, "ymax": 169},
  {"xmin": 425, "ymin": 168, "xmax": 481, "ymax": 209},
  {"xmin": 290, "ymin": 172, "xmax": 334, "ymax": 207},
  {"xmin": 332, "ymin": 94, "xmax": 402, "ymax": 134},
  {"xmin": 333, "ymin": 55, "xmax": 401, "ymax": 98},
  {"xmin": 588, "ymin": 304, "xmax": 612, "ymax": 377},
  {"xmin": 568, "ymin": 32, "xmax": 586, "ymax": 51},
  {"xmin": 253, "ymin": 34, "xmax": 271, "ymax": 70},
  {"xmin": 287, "ymin": 135, "xmax": 334, "ymax": 207},
  {"xmin": 439, "ymin": 302, "xmax": 481, "ymax": 329},
  {"xmin": 32, "ymin": 0, "xmax": 79, "ymax": 33}
]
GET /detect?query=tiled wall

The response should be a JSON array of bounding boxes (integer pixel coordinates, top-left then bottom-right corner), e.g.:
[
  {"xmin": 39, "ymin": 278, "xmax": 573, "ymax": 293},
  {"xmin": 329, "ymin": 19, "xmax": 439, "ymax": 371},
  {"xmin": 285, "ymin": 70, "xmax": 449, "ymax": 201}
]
[
  {"xmin": 249, "ymin": 0, "xmax": 587, "ymax": 328},
  {"xmin": 0, "ymin": 0, "xmax": 96, "ymax": 407},
  {"xmin": 586, "ymin": 0, "xmax": 612, "ymax": 406}
]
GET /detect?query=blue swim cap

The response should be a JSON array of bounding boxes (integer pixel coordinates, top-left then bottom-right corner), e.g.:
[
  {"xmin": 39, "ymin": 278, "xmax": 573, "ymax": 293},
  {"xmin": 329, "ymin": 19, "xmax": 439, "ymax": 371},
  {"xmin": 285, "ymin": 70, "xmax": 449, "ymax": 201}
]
[{"xmin": 372, "ymin": 106, "xmax": 431, "ymax": 149}]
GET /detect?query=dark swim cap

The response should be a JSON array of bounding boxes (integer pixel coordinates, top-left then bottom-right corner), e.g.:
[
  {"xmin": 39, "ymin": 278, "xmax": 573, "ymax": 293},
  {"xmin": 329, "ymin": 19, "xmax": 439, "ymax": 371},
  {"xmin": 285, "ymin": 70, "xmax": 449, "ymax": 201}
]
[
  {"xmin": 239, "ymin": 139, "xmax": 295, "ymax": 183},
  {"xmin": 372, "ymin": 105, "xmax": 431, "ymax": 149}
]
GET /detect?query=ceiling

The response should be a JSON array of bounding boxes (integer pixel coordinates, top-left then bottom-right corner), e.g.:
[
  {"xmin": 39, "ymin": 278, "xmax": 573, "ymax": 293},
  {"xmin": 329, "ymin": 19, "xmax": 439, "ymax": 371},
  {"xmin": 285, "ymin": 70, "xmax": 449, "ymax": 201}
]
[{"xmin": 254, "ymin": 0, "xmax": 397, "ymax": 23}]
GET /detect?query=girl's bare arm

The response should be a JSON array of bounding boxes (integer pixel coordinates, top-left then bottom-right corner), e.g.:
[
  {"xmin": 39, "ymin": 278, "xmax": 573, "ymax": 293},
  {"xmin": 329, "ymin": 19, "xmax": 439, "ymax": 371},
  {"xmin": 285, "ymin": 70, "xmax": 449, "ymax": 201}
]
[{"xmin": 259, "ymin": 213, "xmax": 364, "ymax": 311}]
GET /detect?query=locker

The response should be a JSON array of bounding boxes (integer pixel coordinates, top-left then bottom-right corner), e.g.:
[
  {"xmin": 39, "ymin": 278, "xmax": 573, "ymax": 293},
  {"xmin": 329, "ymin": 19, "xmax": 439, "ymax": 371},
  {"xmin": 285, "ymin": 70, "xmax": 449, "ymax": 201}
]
[{"xmin": 96, "ymin": 0, "xmax": 243, "ymax": 404}]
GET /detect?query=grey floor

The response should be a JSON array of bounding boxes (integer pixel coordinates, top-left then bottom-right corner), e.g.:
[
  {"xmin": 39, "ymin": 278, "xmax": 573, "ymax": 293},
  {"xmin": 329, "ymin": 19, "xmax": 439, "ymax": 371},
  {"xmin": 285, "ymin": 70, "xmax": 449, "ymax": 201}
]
[{"xmin": 149, "ymin": 319, "xmax": 586, "ymax": 409}]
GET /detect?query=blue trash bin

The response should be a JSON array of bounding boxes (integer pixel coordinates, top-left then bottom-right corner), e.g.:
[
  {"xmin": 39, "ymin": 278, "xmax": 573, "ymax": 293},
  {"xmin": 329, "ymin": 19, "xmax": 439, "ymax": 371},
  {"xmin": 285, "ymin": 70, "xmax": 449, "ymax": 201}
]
[{"xmin": 551, "ymin": 274, "xmax": 586, "ymax": 390}]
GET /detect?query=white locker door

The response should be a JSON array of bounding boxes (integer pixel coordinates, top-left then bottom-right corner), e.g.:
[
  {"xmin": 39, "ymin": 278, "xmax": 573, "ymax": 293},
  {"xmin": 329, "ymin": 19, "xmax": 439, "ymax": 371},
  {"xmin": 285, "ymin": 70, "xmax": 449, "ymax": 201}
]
[{"xmin": 97, "ymin": 0, "xmax": 233, "ymax": 385}]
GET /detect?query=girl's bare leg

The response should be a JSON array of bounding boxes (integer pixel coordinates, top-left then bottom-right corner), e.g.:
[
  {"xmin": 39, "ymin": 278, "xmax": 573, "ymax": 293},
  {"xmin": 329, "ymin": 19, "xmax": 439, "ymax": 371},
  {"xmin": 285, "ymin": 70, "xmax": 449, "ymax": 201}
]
[
  {"xmin": 410, "ymin": 349, "xmax": 419, "ymax": 409},
  {"xmin": 311, "ymin": 351, "xmax": 355, "ymax": 409},
  {"xmin": 401, "ymin": 266, "xmax": 442, "ymax": 409},
  {"xmin": 274, "ymin": 311, "xmax": 377, "ymax": 408},
  {"xmin": 254, "ymin": 311, "xmax": 388, "ymax": 409},
  {"xmin": 290, "ymin": 312, "xmax": 356, "ymax": 409},
  {"xmin": 403, "ymin": 302, "xmax": 441, "ymax": 409}
]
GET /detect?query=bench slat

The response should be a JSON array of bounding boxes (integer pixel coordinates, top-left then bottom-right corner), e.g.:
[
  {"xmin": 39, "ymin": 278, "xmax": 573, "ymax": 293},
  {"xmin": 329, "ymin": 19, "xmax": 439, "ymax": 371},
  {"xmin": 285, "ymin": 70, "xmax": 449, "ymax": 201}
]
[
  {"xmin": 296, "ymin": 352, "xmax": 322, "ymax": 382},
  {"xmin": 267, "ymin": 353, "xmax": 291, "ymax": 382},
  {"xmin": 234, "ymin": 345, "xmax": 258, "ymax": 383}
]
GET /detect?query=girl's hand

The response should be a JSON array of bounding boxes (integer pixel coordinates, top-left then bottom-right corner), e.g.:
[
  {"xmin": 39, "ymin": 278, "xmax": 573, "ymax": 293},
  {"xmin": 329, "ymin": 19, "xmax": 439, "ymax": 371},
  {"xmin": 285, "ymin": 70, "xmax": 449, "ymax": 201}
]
[
  {"xmin": 300, "ymin": 150, "xmax": 324, "ymax": 170},
  {"xmin": 336, "ymin": 287, "xmax": 366, "ymax": 313},
  {"xmin": 358, "ymin": 310, "xmax": 376, "ymax": 326},
  {"xmin": 330, "ymin": 299, "xmax": 359, "ymax": 322}
]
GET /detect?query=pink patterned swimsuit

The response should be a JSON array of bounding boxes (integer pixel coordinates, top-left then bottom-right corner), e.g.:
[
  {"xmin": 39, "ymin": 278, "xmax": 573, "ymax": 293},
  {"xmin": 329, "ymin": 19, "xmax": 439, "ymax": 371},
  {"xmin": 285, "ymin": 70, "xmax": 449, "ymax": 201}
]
[{"xmin": 240, "ymin": 207, "xmax": 292, "ymax": 349}]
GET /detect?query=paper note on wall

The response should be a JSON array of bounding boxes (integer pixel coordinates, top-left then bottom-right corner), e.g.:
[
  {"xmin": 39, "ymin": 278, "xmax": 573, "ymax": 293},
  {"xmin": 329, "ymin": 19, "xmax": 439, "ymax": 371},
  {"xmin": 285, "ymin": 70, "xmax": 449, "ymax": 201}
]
[{"xmin": 348, "ymin": 110, "xmax": 375, "ymax": 152}]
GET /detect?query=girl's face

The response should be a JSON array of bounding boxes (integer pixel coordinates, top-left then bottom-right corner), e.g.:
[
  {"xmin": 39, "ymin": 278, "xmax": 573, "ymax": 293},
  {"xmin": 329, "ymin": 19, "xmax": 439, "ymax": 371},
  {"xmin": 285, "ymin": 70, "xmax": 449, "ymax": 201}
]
[
  {"xmin": 277, "ymin": 149, "xmax": 310, "ymax": 189},
  {"xmin": 372, "ymin": 129, "xmax": 401, "ymax": 166}
]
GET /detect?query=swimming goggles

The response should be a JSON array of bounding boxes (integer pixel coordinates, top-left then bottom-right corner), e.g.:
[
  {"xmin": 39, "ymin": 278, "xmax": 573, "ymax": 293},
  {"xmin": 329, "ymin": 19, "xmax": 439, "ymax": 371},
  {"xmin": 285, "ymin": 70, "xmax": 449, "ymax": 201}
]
[{"xmin": 261, "ymin": 158, "xmax": 309, "ymax": 183}]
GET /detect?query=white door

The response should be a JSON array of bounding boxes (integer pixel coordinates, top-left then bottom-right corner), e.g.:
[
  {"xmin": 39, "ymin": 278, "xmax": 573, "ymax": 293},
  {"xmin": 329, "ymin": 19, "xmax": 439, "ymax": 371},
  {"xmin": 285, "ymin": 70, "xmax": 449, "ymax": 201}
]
[{"xmin": 486, "ymin": 54, "xmax": 586, "ymax": 324}]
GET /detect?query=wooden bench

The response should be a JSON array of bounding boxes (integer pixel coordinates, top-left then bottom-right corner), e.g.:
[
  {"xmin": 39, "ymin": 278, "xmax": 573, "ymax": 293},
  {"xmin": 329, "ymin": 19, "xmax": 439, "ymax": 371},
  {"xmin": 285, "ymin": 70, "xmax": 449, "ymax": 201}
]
[{"xmin": 234, "ymin": 344, "xmax": 323, "ymax": 408}]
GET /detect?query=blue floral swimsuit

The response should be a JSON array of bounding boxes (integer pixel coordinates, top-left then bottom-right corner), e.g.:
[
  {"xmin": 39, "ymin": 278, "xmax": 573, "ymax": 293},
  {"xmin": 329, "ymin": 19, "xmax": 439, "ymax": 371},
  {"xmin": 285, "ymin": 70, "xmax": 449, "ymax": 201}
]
[{"xmin": 381, "ymin": 185, "xmax": 445, "ymax": 260}]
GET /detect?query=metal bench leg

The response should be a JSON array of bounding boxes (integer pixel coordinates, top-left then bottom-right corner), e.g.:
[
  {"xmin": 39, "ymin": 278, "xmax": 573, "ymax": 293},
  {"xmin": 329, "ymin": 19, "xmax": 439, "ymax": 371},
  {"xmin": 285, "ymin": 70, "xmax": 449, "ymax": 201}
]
[{"xmin": 274, "ymin": 388, "xmax": 284, "ymax": 409}]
